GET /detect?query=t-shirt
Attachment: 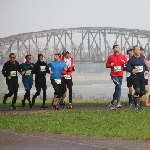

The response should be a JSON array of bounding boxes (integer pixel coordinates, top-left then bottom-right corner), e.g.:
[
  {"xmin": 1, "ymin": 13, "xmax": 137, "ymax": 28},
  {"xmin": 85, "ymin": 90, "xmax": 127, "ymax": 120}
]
[{"xmin": 48, "ymin": 60, "xmax": 66, "ymax": 79}]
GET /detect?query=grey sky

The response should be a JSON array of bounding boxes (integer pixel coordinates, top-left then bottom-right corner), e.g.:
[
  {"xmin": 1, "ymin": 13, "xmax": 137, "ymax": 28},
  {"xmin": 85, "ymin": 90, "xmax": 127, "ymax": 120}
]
[{"xmin": 0, "ymin": 0, "xmax": 150, "ymax": 38}]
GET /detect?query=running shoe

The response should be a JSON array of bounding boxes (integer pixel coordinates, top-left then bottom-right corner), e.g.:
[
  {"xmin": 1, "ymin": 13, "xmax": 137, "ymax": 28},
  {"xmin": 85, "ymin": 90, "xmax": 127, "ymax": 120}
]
[
  {"xmin": 55, "ymin": 105, "xmax": 60, "ymax": 110},
  {"xmin": 135, "ymin": 104, "xmax": 141, "ymax": 110},
  {"xmin": 61, "ymin": 101, "xmax": 66, "ymax": 108},
  {"xmin": 11, "ymin": 105, "xmax": 17, "ymax": 110},
  {"xmin": 29, "ymin": 102, "xmax": 32, "ymax": 108},
  {"xmin": 129, "ymin": 103, "xmax": 134, "ymax": 108},
  {"xmin": 21, "ymin": 100, "xmax": 25, "ymax": 108},
  {"xmin": 111, "ymin": 105, "xmax": 116, "ymax": 110},
  {"xmin": 116, "ymin": 104, "xmax": 122, "ymax": 108},
  {"xmin": 67, "ymin": 103, "xmax": 73, "ymax": 109}
]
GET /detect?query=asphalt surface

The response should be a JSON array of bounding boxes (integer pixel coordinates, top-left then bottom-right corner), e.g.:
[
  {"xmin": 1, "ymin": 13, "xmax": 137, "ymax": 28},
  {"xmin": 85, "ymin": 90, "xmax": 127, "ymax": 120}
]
[
  {"xmin": 1, "ymin": 129, "xmax": 150, "ymax": 150},
  {"xmin": 0, "ymin": 106, "xmax": 150, "ymax": 150}
]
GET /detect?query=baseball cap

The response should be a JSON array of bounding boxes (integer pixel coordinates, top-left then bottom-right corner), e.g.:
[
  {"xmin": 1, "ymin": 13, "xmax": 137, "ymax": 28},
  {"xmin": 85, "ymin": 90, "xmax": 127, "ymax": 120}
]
[{"xmin": 66, "ymin": 50, "xmax": 71, "ymax": 53}]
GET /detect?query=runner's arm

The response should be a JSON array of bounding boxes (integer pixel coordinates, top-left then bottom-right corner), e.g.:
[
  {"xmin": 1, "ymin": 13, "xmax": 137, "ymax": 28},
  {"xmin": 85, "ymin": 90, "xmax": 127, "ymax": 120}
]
[
  {"xmin": 144, "ymin": 59, "xmax": 150, "ymax": 70},
  {"xmin": 106, "ymin": 56, "xmax": 112, "ymax": 68},
  {"xmin": 2, "ymin": 63, "xmax": 7, "ymax": 77},
  {"xmin": 126, "ymin": 59, "xmax": 133, "ymax": 73}
]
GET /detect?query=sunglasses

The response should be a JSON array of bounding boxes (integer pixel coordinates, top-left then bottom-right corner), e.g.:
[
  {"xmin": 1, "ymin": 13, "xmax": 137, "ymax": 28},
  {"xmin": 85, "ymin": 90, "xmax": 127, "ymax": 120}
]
[{"xmin": 11, "ymin": 57, "xmax": 16, "ymax": 58}]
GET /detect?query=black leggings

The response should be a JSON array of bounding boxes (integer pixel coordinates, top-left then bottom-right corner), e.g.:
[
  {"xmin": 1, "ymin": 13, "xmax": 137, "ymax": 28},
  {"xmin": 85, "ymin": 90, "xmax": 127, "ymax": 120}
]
[
  {"xmin": 32, "ymin": 82, "xmax": 47, "ymax": 105},
  {"xmin": 5, "ymin": 82, "xmax": 19, "ymax": 105},
  {"xmin": 61, "ymin": 77, "xmax": 72, "ymax": 103},
  {"xmin": 51, "ymin": 79, "xmax": 62, "ymax": 98}
]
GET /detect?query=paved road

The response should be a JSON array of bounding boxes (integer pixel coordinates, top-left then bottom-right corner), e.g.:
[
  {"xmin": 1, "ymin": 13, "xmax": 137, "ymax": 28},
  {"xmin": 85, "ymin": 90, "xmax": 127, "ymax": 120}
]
[{"xmin": 0, "ymin": 129, "xmax": 150, "ymax": 150}]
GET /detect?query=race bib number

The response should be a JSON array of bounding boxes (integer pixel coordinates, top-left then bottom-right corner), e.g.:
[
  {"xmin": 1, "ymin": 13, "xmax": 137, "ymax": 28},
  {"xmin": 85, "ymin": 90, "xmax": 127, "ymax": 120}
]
[
  {"xmin": 25, "ymin": 70, "xmax": 31, "ymax": 75},
  {"xmin": 10, "ymin": 71, "xmax": 16, "ymax": 76},
  {"xmin": 135, "ymin": 66, "xmax": 143, "ymax": 72},
  {"xmin": 40, "ymin": 66, "xmax": 46, "ymax": 72},
  {"xmin": 54, "ymin": 79, "xmax": 61, "ymax": 84},
  {"xmin": 114, "ymin": 66, "xmax": 121, "ymax": 72},
  {"xmin": 64, "ymin": 75, "xmax": 71, "ymax": 79}
]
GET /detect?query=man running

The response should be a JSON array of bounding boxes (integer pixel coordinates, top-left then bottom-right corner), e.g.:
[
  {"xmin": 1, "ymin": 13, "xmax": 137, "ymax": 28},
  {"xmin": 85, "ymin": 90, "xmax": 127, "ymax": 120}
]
[
  {"xmin": 2, "ymin": 53, "xmax": 21, "ymax": 110},
  {"xmin": 126, "ymin": 49, "xmax": 134, "ymax": 107},
  {"xmin": 126, "ymin": 45, "xmax": 147, "ymax": 109},
  {"xmin": 48, "ymin": 53, "xmax": 66, "ymax": 110},
  {"xmin": 20, "ymin": 55, "xmax": 34, "ymax": 108},
  {"xmin": 61, "ymin": 50, "xmax": 75, "ymax": 109},
  {"xmin": 106, "ymin": 45, "xmax": 127, "ymax": 110},
  {"xmin": 31, "ymin": 54, "xmax": 50, "ymax": 108}
]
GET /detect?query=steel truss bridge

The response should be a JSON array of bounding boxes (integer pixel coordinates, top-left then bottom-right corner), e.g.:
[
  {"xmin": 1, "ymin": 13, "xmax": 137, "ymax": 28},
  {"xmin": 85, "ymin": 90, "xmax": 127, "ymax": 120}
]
[{"xmin": 0, "ymin": 27, "xmax": 150, "ymax": 63}]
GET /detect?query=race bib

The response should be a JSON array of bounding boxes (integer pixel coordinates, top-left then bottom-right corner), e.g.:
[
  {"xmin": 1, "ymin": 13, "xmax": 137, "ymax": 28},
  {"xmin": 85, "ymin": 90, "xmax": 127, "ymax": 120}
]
[
  {"xmin": 54, "ymin": 79, "xmax": 61, "ymax": 84},
  {"xmin": 114, "ymin": 66, "xmax": 121, "ymax": 72},
  {"xmin": 135, "ymin": 66, "xmax": 143, "ymax": 72},
  {"xmin": 64, "ymin": 75, "xmax": 71, "ymax": 79},
  {"xmin": 10, "ymin": 71, "xmax": 16, "ymax": 76},
  {"xmin": 25, "ymin": 70, "xmax": 31, "ymax": 75},
  {"xmin": 40, "ymin": 66, "xmax": 46, "ymax": 72}
]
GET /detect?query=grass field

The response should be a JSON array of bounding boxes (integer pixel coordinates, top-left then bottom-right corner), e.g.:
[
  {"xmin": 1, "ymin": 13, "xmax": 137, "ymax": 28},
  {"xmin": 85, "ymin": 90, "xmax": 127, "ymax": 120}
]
[{"xmin": 0, "ymin": 99, "xmax": 150, "ymax": 141}]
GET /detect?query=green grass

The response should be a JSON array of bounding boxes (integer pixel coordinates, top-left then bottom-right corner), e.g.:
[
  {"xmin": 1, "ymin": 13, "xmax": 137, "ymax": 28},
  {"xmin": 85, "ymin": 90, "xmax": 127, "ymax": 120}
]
[{"xmin": 0, "ymin": 109, "xmax": 150, "ymax": 140}]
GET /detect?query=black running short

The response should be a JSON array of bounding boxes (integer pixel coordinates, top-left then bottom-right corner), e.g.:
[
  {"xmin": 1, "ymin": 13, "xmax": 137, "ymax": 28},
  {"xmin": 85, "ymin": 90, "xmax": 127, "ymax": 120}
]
[
  {"xmin": 145, "ymin": 79, "xmax": 148, "ymax": 85},
  {"xmin": 127, "ymin": 77, "xmax": 132, "ymax": 87}
]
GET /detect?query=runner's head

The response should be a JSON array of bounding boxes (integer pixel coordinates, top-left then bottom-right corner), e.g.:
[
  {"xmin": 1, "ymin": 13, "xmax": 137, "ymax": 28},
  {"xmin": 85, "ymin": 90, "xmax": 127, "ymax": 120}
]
[
  {"xmin": 25, "ymin": 55, "xmax": 32, "ymax": 63},
  {"xmin": 126, "ymin": 49, "xmax": 133, "ymax": 58},
  {"xmin": 38, "ymin": 54, "xmax": 43, "ymax": 62},
  {"xmin": 113, "ymin": 45, "xmax": 120, "ymax": 54},
  {"xmin": 62, "ymin": 50, "xmax": 66, "ymax": 57},
  {"xmin": 54, "ymin": 53, "xmax": 61, "ymax": 61},
  {"xmin": 9, "ymin": 53, "xmax": 16, "ymax": 63},
  {"xmin": 140, "ymin": 47, "xmax": 145, "ymax": 55},
  {"xmin": 65, "ymin": 50, "xmax": 71, "ymax": 58},
  {"xmin": 133, "ymin": 45, "xmax": 140, "ymax": 56}
]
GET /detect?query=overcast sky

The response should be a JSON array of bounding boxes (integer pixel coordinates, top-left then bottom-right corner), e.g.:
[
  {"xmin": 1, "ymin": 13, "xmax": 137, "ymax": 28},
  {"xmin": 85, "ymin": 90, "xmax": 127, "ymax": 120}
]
[{"xmin": 0, "ymin": 0, "xmax": 150, "ymax": 38}]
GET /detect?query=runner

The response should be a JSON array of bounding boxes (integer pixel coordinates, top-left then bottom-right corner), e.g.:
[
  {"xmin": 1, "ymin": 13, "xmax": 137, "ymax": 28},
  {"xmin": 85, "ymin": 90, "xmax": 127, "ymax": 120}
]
[
  {"xmin": 106, "ymin": 45, "xmax": 127, "ymax": 110},
  {"xmin": 31, "ymin": 54, "xmax": 50, "ymax": 108},
  {"xmin": 48, "ymin": 53, "xmax": 67, "ymax": 110},
  {"xmin": 126, "ymin": 45, "xmax": 147, "ymax": 109},
  {"xmin": 61, "ymin": 50, "xmax": 75, "ymax": 109},
  {"xmin": 2, "ymin": 53, "xmax": 21, "ymax": 110},
  {"xmin": 126, "ymin": 49, "xmax": 134, "ymax": 107},
  {"xmin": 20, "ymin": 55, "xmax": 34, "ymax": 108}
]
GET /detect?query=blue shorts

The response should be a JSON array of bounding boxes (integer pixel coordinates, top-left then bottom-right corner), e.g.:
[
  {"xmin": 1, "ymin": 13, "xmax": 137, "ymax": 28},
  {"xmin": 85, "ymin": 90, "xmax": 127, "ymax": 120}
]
[{"xmin": 23, "ymin": 81, "xmax": 33, "ymax": 90}]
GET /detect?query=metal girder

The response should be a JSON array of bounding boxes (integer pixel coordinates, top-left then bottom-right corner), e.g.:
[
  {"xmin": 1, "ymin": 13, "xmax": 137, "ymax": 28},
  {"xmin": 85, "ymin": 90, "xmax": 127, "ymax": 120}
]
[{"xmin": 1, "ymin": 27, "xmax": 150, "ymax": 63}]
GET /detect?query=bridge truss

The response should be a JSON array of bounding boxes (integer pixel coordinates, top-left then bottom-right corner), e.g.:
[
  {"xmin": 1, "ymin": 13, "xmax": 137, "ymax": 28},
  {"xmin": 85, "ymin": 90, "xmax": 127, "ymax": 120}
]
[{"xmin": 0, "ymin": 27, "xmax": 150, "ymax": 63}]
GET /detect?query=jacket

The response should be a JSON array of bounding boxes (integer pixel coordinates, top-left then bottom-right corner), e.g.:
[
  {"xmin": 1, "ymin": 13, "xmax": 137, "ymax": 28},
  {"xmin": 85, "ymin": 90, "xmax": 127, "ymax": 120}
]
[
  {"xmin": 106, "ymin": 53, "xmax": 127, "ymax": 76},
  {"xmin": 61, "ymin": 56, "xmax": 75, "ymax": 77},
  {"xmin": 2, "ymin": 60, "xmax": 21, "ymax": 83}
]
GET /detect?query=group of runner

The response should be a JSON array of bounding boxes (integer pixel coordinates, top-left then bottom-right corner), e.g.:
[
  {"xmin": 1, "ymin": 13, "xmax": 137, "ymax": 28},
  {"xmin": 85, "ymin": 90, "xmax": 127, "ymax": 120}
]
[
  {"xmin": 2, "ymin": 44, "xmax": 150, "ymax": 111},
  {"xmin": 106, "ymin": 45, "xmax": 150, "ymax": 110},
  {"xmin": 2, "ymin": 50, "xmax": 75, "ymax": 110}
]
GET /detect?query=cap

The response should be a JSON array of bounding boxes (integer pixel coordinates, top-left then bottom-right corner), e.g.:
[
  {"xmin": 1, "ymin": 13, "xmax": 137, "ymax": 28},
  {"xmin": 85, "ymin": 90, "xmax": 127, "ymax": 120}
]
[
  {"xmin": 66, "ymin": 50, "xmax": 71, "ymax": 53},
  {"xmin": 140, "ymin": 47, "xmax": 144, "ymax": 51},
  {"xmin": 55, "ymin": 53, "xmax": 61, "ymax": 58},
  {"xmin": 126, "ymin": 49, "xmax": 133, "ymax": 55}
]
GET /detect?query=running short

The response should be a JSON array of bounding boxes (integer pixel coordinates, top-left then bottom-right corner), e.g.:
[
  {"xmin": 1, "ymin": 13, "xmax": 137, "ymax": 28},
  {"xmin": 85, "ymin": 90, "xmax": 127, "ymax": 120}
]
[
  {"xmin": 127, "ymin": 77, "xmax": 132, "ymax": 87},
  {"xmin": 23, "ymin": 81, "xmax": 33, "ymax": 90},
  {"xmin": 145, "ymin": 79, "xmax": 148, "ymax": 85}
]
